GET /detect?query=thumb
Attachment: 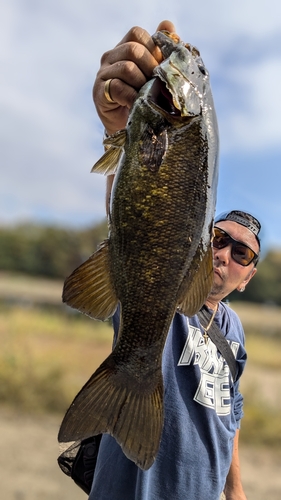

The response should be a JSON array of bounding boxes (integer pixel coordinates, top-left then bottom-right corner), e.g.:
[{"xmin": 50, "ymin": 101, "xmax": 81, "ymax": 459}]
[{"xmin": 156, "ymin": 20, "xmax": 176, "ymax": 33}]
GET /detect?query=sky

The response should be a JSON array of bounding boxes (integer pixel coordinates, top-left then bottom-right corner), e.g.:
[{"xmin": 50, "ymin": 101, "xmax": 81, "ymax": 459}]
[{"xmin": 1, "ymin": 0, "xmax": 281, "ymax": 252}]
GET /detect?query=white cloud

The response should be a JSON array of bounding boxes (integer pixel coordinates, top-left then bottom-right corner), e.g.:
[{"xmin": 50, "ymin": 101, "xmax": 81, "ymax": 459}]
[
  {"xmin": 1, "ymin": 0, "xmax": 281, "ymax": 245},
  {"xmin": 214, "ymin": 44, "xmax": 281, "ymax": 153}
]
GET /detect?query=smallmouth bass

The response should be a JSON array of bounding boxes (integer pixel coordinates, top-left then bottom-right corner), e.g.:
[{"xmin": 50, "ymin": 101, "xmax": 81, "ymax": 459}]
[{"xmin": 58, "ymin": 30, "xmax": 219, "ymax": 470}]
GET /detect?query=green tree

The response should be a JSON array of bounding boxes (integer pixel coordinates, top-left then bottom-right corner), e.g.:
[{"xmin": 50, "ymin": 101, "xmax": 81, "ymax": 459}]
[
  {"xmin": 0, "ymin": 220, "xmax": 108, "ymax": 279},
  {"xmin": 229, "ymin": 250, "xmax": 281, "ymax": 305}
]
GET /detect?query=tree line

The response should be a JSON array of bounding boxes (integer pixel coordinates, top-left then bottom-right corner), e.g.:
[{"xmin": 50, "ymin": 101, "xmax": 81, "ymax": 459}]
[
  {"xmin": 229, "ymin": 248, "xmax": 281, "ymax": 305},
  {"xmin": 0, "ymin": 221, "xmax": 108, "ymax": 280},
  {"xmin": 0, "ymin": 222, "xmax": 280, "ymax": 305}
]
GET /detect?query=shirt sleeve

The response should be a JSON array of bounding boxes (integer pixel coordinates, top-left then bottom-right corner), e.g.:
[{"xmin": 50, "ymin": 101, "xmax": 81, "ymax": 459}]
[
  {"xmin": 232, "ymin": 322, "xmax": 247, "ymax": 427},
  {"xmin": 233, "ymin": 380, "xmax": 244, "ymax": 427},
  {"xmin": 224, "ymin": 303, "xmax": 247, "ymax": 427}
]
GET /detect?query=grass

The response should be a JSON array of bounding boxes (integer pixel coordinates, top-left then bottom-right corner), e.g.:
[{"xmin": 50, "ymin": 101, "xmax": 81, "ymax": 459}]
[
  {"xmin": 0, "ymin": 304, "xmax": 113, "ymax": 413},
  {"xmin": 231, "ymin": 301, "xmax": 281, "ymax": 337},
  {"xmin": 0, "ymin": 273, "xmax": 280, "ymax": 447},
  {"xmin": 241, "ymin": 395, "xmax": 281, "ymax": 448},
  {"xmin": 0, "ymin": 271, "xmax": 63, "ymax": 305},
  {"xmin": 243, "ymin": 334, "xmax": 281, "ymax": 370},
  {"xmin": 238, "ymin": 332, "xmax": 281, "ymax": 447}
]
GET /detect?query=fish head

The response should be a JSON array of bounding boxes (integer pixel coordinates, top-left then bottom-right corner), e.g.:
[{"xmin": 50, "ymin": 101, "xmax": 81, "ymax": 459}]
[{"xmin": 151, "ymin": 30, "xmax": 210, "ymax": 118}]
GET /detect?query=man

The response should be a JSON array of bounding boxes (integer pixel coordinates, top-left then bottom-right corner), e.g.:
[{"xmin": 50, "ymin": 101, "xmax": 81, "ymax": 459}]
[{"xmin": 89, "ymin": 20, "xmax": 260, "ymax": 499}]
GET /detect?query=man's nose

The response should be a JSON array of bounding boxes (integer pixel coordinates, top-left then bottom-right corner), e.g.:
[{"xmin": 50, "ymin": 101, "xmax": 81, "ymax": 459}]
[{"xmin": 213, "ymin": 245, "xmax": 231, "ymax": 264}]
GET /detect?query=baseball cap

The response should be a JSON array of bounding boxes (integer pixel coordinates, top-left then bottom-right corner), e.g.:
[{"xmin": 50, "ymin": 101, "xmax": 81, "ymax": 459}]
[{"xmin": 215, "ymin": 210, "xmax": 261, "ymax": 247}]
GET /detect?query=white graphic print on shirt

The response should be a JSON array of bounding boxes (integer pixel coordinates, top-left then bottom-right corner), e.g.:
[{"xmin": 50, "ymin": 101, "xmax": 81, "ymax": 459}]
[{"xmin": 178, "ymin": 325, "xmax": 239, "ymax": 415}]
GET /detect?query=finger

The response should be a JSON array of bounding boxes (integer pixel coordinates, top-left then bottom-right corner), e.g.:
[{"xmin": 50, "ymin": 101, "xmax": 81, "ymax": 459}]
[
  {"xmin": 112, "ymin": 41, "xmax": 160, "ymax": 71},
  {"xmin": 102, "ymin": 78, "xmax": 138, "ymax": 109},
  {"xmin": 115, "ymin": 26, "xmax": 163, "ymax": 64},
  {"xmin": 93, "ymin": 75, "xmax": 137, "ymax": 133},
  {"xmin": 101, "ymin": 45, "xmax": 157, "ymax": 81},
  {"xmin": 156, "ymin": 20, "xmax": 176, "ymax": 33},
  {"xmin": 116, "ymin": 25, "xmax": 155, "ymax": 51}
]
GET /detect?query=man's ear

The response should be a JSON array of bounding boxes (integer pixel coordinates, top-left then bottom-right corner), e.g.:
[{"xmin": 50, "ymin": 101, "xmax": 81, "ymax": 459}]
[{"xmin": 237, "ymin": 267, "xmax": 257, "ymax": 292}]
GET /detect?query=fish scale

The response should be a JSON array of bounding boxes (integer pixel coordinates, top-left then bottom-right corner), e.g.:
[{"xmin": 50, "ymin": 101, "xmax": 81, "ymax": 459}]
[{"xmin": 58, "ymin": 30, "xmax": 219, "ymax": 471}]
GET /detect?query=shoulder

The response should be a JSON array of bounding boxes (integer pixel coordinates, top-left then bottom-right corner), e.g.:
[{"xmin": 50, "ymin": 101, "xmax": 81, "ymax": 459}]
[
  {"xmin": 218, "ymin": 301, "xmax": 245, "ymax": 343},
  {"xmin": 219, "ymin": 301, "xmax": 242, "ymax": 323}
]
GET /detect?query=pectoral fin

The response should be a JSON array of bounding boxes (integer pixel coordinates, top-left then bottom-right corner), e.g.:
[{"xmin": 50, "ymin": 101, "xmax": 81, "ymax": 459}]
[
  {"xmin": 62, "ymin": 239, "xmax": 118, "ymax": 320},
  {"xmin": 177, "ymin": 245, "xmax": 213, "ymax": 317},
  {"xmin": 91, "ymin": 129, "xmax": 127, "ymax": 175}
]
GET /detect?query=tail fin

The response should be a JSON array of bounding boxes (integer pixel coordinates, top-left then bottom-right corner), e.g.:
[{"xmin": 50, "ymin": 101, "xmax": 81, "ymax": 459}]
[{"xmin": 58, "ymin": 352, "xmax": 164, "ymax": 470}]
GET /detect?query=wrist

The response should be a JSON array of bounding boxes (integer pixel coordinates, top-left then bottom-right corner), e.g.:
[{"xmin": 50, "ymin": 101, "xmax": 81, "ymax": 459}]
[{"xmin": 224, "ymin": 482, "xmax": 246, "ymax": 500}]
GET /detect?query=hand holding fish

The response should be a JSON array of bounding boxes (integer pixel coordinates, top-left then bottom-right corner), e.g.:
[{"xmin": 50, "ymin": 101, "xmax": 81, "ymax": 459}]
[{"xmin": 93, "ymin": 20, "xmax": 176, "ymax": 135}]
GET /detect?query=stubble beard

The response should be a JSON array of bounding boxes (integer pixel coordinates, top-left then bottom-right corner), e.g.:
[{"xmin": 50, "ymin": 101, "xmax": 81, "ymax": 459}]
[{"xmin": 208, "ymin": 267, "xmax": 228, "ymax": 302}]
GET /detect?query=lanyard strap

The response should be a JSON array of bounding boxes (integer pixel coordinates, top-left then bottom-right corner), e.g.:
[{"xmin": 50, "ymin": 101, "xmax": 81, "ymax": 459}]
[{"xmin": 197, "ymin": 306, "xmax": 238, "ymax": 382}]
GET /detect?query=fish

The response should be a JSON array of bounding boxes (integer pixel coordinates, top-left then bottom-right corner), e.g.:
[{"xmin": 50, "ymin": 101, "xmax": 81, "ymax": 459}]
[{"xmin": 58, "ymin": 30, "xmax": 219, "ymax": 471}]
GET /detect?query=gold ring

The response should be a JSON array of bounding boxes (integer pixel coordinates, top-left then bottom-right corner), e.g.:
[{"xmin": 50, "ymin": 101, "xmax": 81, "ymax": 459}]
[{"xmin": 104, "ymin": 79, "xmax": 115, "ymax": 103}]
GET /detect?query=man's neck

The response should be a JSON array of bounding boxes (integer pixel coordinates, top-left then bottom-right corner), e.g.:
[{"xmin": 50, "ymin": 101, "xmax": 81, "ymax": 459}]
[{"xmin": 205, "ymin": 298, "xmax": 220, "ymax": 311}]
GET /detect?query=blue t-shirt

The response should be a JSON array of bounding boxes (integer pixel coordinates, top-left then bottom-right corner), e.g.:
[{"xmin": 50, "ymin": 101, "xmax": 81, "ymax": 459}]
[{"xmin": 89, "ymin": 302, "xmax": 246, "ymax": 500}]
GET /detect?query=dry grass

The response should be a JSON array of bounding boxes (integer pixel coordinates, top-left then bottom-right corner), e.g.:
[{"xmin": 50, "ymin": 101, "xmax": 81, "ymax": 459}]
[
  {"xmin": 0, "ymin": 271, "xmax": 63, "ymax": 305},
  {"xmin": 229, "ymin": 302, "xmax": 281, "ymax": 446},
  {"xmin": 0, "ymin": 304, "xmax": 112, "ymax": 413},
  {"xmin": 231, "ymin": 301, "xmax": 281, "ymax": 337},
  {"xmin": 244, "ymin": 335, "xmax": 281, "ymax": 370},
  {"xmin": 0, "ymin": 274, "xmax": 280, "ymax": 447}
]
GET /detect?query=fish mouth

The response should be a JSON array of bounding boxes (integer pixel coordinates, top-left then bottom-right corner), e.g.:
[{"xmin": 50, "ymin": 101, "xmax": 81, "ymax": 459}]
[{"xmin": 147, "ymin": 77, "xmax": 182, "ymax": 117}]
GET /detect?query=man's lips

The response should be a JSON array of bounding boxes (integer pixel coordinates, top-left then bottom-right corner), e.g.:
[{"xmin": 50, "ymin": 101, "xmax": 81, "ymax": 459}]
[{"xmin": 213, "ymin": 267, "xmax": 223, "ymax": 280}]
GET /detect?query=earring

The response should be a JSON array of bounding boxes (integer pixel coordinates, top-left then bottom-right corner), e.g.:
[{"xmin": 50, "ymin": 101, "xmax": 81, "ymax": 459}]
[{"xmin": 239, "ymin": 287, "xmax": 245, "ymax": 293}]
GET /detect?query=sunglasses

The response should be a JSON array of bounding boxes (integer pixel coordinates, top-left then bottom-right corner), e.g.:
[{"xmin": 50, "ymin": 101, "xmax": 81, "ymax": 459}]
[{"xmin": 213, "ymin": 227, "xmax": 259, "ymax": 267}]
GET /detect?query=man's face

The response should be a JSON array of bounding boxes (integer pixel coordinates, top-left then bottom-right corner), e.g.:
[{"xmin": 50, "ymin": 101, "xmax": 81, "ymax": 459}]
[{"xmin": 209, "ymin": 220, "xmax": 260, "ymax": 303}]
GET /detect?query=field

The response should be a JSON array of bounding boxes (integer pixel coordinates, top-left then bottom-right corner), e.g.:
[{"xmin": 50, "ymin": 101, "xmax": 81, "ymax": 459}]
[{"xmin": 0, "ymin": 272, "xmax": 281, "ymax": 498}]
